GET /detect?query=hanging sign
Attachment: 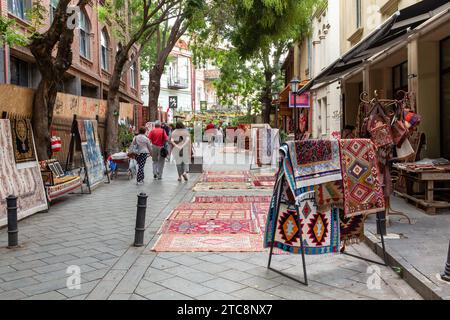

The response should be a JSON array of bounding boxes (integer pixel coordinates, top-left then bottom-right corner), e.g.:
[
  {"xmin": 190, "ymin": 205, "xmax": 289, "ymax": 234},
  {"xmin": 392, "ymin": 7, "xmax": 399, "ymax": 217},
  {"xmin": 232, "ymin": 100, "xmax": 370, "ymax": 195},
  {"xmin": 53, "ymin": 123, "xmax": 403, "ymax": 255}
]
[
  {"xmin": 169, "ymin": 96, "xmax": 178, "ymax": 109},
  {"xmin": 289, "ymin": 92, "xmax": 310, "ymax": 108}
]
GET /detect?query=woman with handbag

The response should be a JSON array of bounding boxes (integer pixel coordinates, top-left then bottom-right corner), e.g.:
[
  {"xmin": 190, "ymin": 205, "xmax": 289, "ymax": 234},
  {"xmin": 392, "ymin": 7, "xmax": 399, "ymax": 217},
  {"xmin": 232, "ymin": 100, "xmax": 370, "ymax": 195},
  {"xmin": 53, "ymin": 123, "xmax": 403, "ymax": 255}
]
[
  {"xmin": 130, "ymin": 128, "xmax": 152, "ymax": 185},
  {"xmin": 170, "ymin": 121, "xmax": 190, "ymax": 182}
]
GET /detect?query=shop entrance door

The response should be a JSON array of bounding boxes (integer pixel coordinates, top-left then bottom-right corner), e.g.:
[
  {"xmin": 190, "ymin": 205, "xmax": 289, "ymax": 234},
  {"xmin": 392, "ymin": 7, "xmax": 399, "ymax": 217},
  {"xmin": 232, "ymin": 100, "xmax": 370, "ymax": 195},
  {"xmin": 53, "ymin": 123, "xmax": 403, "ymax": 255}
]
[{"xmin": 440, "ymin": 37, "xmax": 450, "ymax": 159}]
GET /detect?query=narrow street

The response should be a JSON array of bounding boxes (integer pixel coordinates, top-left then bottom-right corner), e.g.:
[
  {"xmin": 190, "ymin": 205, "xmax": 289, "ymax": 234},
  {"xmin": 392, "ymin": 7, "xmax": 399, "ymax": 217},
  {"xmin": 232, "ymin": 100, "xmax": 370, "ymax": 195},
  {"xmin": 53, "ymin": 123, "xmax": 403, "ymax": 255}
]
[{"xmin": 0, "ymin": 144, "xmax": 421, "ymax": 300}]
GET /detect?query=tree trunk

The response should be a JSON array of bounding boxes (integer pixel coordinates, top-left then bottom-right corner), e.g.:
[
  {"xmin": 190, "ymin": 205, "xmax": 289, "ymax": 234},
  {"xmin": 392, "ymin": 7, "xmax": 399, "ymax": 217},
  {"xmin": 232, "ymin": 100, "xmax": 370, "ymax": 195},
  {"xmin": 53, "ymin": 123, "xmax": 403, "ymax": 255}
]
[
  {"xmin": 148, "ymin": 65, "xmax": 163, "ymax": 122},
  {"xmin": 261, "ymin": 71, "xmax": 273, "ymax": 124},
  {"xmin": 105, "ymin": 49, "xmax": 129, "ymax": 154},
  {"xmin": 32, "ymin": 78, "xmax": 57, "ymax": 159}
]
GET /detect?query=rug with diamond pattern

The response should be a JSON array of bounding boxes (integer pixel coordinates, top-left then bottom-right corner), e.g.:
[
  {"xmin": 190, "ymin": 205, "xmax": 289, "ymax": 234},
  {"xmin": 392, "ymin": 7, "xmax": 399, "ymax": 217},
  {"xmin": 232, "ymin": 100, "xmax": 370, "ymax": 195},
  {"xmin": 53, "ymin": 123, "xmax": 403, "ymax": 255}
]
[{"xmin": 339, "ymin": 139, "xmax": 385, "ymax": 217}]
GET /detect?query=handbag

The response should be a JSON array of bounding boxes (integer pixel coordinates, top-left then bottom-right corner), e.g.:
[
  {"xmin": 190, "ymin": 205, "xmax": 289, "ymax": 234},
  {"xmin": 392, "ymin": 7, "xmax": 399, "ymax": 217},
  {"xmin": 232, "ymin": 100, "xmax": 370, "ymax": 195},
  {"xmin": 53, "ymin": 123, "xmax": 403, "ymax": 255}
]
[
  {"xmin": 160, "ymin": 146, "xmax": 168, "ymax": 158},
  {"xmin": 128, "ymin": 141, "xmax": 139, "ymax": 156},
  {"xmin": 368, "ymin": 102, "xmax": 393, "ymax": 148}
]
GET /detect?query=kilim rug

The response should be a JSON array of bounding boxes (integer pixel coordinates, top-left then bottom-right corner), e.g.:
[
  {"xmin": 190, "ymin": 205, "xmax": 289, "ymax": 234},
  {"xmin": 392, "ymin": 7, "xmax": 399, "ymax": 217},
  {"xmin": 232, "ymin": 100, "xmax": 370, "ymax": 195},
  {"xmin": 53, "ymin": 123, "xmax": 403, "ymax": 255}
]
[
  {"xmin": 250, "ymin": 172, "xmax": 276, "ymax": 188},
  {"xmin": 339, "ymin": 139, "xmax": 385, "ymax": 217},
  {"xmin": 314, "ymin": 180, "xmax": 344, "ymax": 210},
  {"xmin": 339, "ymin": 210, "xmax": 365, "ymax": 244},
  {"xmin": 159, "ymin": 219, "xmax": 259, "ymax": 234},
  {"xmin": 192, "ymin": 182, "xmax": 252, "ymax": 191},
  {"xmin": 268, "ymin": 193, "xmax": 340, "ymax": 255},
  {"xmin": 286, "ymin": 140, "xmax": 342, "ymax": 189},
  {"xmin": 152, "ymin": 234, "xmax": 263, "ymax": 252},
  {"xmin": 192, "ymin": 196, "xmax": 272, "ymax": 203}
]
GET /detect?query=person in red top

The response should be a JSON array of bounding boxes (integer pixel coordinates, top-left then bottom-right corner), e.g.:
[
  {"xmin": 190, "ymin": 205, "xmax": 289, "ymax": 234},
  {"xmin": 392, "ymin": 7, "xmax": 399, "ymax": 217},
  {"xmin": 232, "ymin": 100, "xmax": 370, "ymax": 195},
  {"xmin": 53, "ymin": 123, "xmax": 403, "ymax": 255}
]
[
  {"xmin": 205, "ymin": 122, "xmax": 216, "ymax": 147},
  {"xmin": 148, "ymin": 121, "xmax": 168, "ymax": 179}
]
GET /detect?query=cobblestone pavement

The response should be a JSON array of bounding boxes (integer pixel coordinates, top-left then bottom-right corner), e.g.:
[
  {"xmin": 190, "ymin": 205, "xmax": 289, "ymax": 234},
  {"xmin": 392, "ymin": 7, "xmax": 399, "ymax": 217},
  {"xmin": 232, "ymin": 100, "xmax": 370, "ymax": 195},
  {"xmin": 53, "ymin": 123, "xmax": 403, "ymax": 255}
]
[{"xmin": 0, "ymin": 144, "xmax": 422, "ymax": 300}]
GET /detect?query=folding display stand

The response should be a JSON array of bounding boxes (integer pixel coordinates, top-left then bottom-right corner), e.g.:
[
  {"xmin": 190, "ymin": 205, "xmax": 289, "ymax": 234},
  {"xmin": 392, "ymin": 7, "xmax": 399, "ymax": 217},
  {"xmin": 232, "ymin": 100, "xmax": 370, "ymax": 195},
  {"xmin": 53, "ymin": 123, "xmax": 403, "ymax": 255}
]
[{"xmin": 266, "ymin": 158, "xmax": 388, "ymax": 286}]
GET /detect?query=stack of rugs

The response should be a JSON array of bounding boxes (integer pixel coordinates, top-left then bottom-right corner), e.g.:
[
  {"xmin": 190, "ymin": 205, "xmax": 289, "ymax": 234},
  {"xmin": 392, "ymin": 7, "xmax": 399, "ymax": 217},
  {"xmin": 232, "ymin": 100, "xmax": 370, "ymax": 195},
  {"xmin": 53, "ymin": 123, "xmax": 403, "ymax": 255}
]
[
  {"xmin": 152, "ymin": 196, "xmax": 273, "ymax": 252},
  {"xmin": 193, "ymin": 171, "xmax": 276, "ymax": 191},
  {"xmin": 264, "ymin": 139, "xmax": 385, "ymax": 255}
]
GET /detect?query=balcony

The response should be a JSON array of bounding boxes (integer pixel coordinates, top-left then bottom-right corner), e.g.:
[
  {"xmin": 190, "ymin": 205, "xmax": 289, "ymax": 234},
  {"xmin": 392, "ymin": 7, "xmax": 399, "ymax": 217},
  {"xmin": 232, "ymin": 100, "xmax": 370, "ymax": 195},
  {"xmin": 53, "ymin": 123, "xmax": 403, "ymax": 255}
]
[
  {"xmin": 204, "ymin": 69, "xmax": 220, "ymax": 80},
  {"xmin": 167, "ymin": 78, "xmax": 189, "ymax": 90}
]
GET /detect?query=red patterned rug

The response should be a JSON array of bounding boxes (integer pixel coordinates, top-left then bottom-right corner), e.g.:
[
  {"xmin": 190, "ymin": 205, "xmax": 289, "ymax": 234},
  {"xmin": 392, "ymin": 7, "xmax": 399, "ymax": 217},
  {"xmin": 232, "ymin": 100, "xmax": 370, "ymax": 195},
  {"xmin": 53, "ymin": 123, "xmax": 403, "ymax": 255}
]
[
  {"xmin": 201, "ymin": 171, "xmax": 251, "ymax": 183},
  {"xmin": 153, "ymin": 199, "xmax": 267, "ymax": 252},
  {"xmin": 339, "ymin": 139, "xmax": 385, "ymax": 217},
  {"xmin": 192, "ymin": 196, "xmax": 272, "ymax": 203}
]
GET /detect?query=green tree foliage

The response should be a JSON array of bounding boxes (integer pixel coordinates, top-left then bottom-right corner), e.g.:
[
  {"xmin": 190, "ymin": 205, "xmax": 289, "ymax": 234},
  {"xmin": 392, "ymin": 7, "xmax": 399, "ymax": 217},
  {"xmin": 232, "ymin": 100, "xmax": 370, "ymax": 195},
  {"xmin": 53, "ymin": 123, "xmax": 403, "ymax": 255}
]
[{"xmin": 192, "ymin": 0, "xmax": 317, "ymax": 124}]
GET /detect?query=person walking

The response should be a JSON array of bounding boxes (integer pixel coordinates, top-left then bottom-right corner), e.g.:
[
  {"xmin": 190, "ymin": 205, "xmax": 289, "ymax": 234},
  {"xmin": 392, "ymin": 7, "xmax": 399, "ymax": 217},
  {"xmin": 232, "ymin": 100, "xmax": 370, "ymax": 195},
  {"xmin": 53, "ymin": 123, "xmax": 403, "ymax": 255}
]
[
  {"xmin": 131, "ymin": 128, "xmax": 152, "ymax": 185},
  {"xmin": 148, "ymin": 120, "xmax": 168, "ymax": 180},
  {"xmin": 170, "ymin": 121, "xmax": 190, "ymax": 182}
]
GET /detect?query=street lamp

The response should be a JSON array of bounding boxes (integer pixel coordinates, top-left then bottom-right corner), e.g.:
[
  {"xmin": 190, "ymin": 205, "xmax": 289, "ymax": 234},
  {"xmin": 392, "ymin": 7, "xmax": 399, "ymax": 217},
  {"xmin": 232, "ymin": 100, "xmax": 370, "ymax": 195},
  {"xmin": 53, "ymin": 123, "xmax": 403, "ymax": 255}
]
[
  {"xmin": 272, "ymin": 92, "xmax": 279, "ymax": 129},
  {"xmin": 290, "ymin": 77, "xmax": 301, "ymax": 140}
]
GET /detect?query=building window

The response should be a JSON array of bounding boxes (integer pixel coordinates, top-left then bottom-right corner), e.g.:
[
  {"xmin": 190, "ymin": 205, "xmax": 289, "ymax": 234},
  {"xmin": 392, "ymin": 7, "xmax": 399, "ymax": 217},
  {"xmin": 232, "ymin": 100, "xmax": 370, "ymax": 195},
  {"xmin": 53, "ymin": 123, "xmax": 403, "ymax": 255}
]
[
  {"xmin": 356, "ymin": 0, "xmax": 362, "ymax": 28},
  {"xmin": 10, "ymin": 56, "xmax": 29, "ymax": 87},
  {"xmin": 392, "ymin": 61, "xmax": 408, "ymax": 99},
  {"xmin": 100, "ymin": 29, "xmax": 109, "ymax": 71},
  {"xmin": 8, "ymin": 0, "xmax": 31, "ymax": 20},
  {"xmin": 50, "ymin": 0, "xmax": 58, "ymax": 23},
  {"xmin": 79, "ymin": 11, "xmax": 91, "ymax": 59},
  {"xmin": 130, "ymin": 60, "xmax": 137, "ymax": 89}
]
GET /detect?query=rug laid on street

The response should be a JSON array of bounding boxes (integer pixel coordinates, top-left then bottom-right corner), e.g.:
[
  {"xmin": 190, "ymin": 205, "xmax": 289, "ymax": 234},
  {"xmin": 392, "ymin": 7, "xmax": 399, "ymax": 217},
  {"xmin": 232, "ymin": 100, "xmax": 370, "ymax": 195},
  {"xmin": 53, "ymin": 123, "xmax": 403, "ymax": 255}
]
[
  {"xmin": 153, "ymin": 196, "xmax": 274, "ymax": 252},
  {"xmin": 193, "ymin": 170, "xmax": 277, "ymax": 191}
]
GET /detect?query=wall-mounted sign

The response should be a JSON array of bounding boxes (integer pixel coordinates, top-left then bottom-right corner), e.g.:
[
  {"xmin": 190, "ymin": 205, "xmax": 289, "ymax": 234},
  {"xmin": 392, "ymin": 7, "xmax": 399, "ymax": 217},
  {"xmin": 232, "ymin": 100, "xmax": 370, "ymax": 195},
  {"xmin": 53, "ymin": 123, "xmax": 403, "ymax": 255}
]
[
  {"xmin": 169, "ymin": 96, "xmax": 178, "ymax": 109},
  {"xmin": 200, "ymin": 101, "xmax": 207, "ymax": 112},
  {"xmin": 288, "ymin": 92, "xmax": 310, "ymax": 108}
]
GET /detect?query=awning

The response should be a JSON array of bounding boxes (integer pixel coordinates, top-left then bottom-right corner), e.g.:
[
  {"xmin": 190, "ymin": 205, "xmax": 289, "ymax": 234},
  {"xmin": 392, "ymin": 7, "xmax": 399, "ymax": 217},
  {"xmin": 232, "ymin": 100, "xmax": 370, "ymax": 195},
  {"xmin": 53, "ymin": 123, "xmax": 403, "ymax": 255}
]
[{"xmin": 298, "ymin": 0, "xmax": 450, "ymax": 94}]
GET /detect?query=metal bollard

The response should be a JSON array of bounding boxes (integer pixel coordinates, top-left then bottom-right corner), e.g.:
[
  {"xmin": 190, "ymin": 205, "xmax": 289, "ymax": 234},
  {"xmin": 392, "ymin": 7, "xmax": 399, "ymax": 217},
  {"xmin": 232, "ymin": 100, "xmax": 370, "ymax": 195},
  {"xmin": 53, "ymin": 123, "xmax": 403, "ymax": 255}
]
[
  {"xmin": 6, "ymin": 195, "xmax": 19, "ymax": 248},
  {"xmin": 376, "ymin": 210, "xmax": 387, "ymax": 236},
  {"xmin": 134, "ymin": 193, "xmax": 148, "ymax": 247},
  {"xmin": 441, "ymin": 240, "xmax": 450, "ymax": 282}
]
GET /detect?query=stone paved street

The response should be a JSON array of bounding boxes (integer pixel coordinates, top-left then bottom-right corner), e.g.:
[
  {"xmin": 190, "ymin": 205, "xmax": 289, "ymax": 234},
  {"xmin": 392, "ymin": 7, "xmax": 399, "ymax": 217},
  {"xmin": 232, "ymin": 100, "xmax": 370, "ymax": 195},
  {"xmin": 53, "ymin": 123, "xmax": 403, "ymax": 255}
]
[{"xmin": 0, "ymin": 145, "xmax": 422, "ymax": 300}]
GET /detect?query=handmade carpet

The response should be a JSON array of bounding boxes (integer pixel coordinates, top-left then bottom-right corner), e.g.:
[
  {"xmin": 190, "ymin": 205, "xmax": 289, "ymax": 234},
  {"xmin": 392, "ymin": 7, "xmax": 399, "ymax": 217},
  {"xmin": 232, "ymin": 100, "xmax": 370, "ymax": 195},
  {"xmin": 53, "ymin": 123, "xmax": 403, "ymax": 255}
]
[
  {"xmin": 252, "ymin": 128, "xmax": 280, "ymax": 166},
  {"xmin": 175, "ymin": 203, "xmax": 252, "ymax": 211},
  {"xmin": 192, "ymin": 196, "xmax": 272, "ymax": 203},
  {"xmin": 79, "ymin": 120, "xmax": 106, "ymax": 189},
  {"xmin": 152, "ymin": 234, "xmax": 263, "ymax": 252},
  {"xmin": 169, "ymin": 208, "xmax": 253, "ymax": 221},
  {"xmin": 339, "ymin": 210, "xmax": 364, "ymax": 244},
  {"xmin": 0, "ymin": 120, "xmax": 47, "ymax": 227},
  {"xmin": 10, "ymin": 118, "xmax": 36, "ymax": 163},
  {"xmin": 286, "ymin": 140, "xmax": 342, "ymax": 189},
  {"xmin": 192, "ymin": 182, "xmax": 252, "ymax": 191},
  {"xmin": 251, "ymin": 172, "xmax": 276, "ymax": 188},
  {"xmin": 267, "ymin": 193, "xmax": 339, "ymax": 255},
  {"xmin": 159, "ymin": 219, "xmax": 258, "ymax": 234},
  {"xmin": 339, "ymin": 139, "xmax": 385, "ymax": 217},
  {"xmin": 314, "ymin": 180, "xmax": 344, "ymax": 210}
]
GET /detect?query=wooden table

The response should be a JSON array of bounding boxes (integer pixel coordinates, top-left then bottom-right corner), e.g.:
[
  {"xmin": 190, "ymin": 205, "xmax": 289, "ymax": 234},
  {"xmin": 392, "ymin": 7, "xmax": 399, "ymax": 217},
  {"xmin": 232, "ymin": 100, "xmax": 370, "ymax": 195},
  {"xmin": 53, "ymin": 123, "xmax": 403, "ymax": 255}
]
[{"xmin": 393, "ymin": 165, "xmax": 450, "ymax": 214}]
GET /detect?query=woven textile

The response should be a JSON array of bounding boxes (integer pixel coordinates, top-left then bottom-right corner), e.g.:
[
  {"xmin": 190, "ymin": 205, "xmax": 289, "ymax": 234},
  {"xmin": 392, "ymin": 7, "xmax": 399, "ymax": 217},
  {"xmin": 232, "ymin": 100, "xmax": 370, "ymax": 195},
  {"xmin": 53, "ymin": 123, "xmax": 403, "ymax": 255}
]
[
  {"xmin": 46, "ymin": 176, "xmax": 82, "ymax": 201},
  {"xmin": 160, "ymin": 219, "xmax": 258, "ymax": 234},
  {"xmin": 286, "ymin": 140, "xmax": 342, "ymax": 189},
  {"xmin": 339, "ymin": 139, "xmax": 385, "ymax": 217},
  {"xmin": 193, "ymin": 182, "xmax": 252, "ymax": 191},
  {"xmin": 175, "ymin": 203, "xmax": 252, "ymax": 211},
  {"xmin": 0, "ymin": 120, "xmax": 47, "ymax": 227},
  {"xmin": 192, "ymin": 196, "xmax": 272, "ymax": 203},
  {"xmin": 251, "ymin": 172, "xmax": 276, "ymax": 187},
  {"xmin": 152, "ymin": 234, "xmax": 263, "ymax": 252},
  {"xmin": 170, "ymin": 208, "xmax": 252, "ymax": 220},
  {"xmin": 314, "ymin": 180, "xmax": 344, "ymax": 209},
  {"xmin": 79, "ymin": 120, "xmax": 105, "ymax": 189},
  {"xmin": 10, "ymin": 118, "xmax": 36, "ymax": 163},
  {"xmin": 252, "ymin": 128, "xmax": 280, "ymax": 166},
  {"xmin": 339, "ymin": 210, "xmax": 364, "ymax": 244},
  {"xmin": 267, "ymin": 193, "xmax": 339, "ymax": 255}
]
